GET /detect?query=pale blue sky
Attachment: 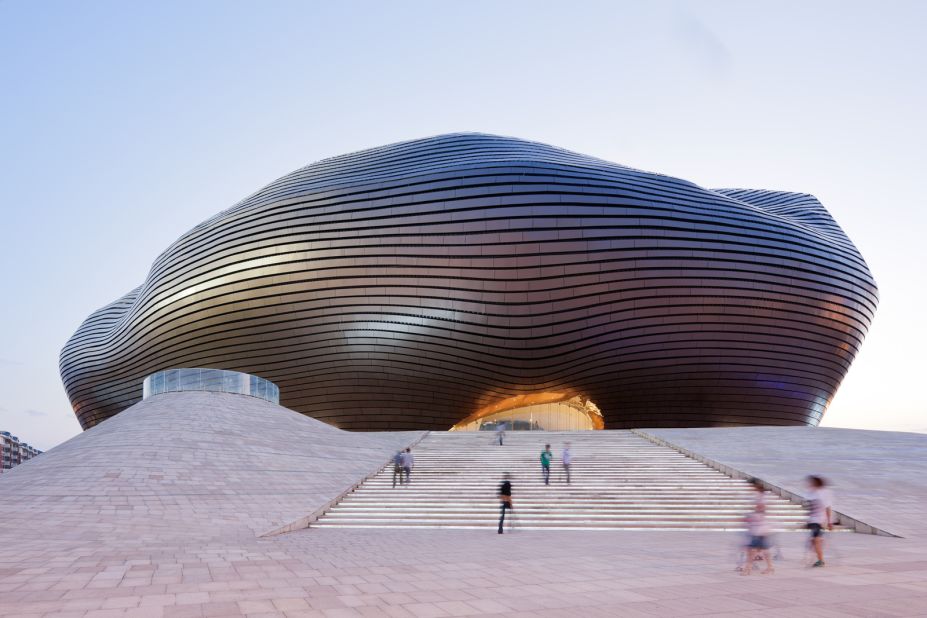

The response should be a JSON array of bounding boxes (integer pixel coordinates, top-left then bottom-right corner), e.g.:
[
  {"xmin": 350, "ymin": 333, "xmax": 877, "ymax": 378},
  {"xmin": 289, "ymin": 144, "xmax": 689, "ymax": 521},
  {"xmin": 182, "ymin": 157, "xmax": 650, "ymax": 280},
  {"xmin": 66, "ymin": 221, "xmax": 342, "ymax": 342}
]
[{"xmin": 1, "ymin": 1, "xmax": 924, "ymax": 450}]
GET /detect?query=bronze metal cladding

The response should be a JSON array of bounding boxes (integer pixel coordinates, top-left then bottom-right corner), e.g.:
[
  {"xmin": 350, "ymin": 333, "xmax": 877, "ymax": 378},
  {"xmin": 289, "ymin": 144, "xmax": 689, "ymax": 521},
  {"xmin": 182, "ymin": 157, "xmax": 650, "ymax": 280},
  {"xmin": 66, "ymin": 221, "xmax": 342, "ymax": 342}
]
[{"xmin": 60, "ymin": 134, "xmax": 878, "ymax": 430}]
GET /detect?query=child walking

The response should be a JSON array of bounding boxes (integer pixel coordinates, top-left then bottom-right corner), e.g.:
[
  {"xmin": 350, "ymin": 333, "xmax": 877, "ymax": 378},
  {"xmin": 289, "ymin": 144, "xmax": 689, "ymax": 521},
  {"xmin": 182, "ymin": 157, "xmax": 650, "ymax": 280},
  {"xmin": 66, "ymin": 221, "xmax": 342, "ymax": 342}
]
[{"xmin": 742, "ymin": 501, "xmax": 774, "ymax": 575}]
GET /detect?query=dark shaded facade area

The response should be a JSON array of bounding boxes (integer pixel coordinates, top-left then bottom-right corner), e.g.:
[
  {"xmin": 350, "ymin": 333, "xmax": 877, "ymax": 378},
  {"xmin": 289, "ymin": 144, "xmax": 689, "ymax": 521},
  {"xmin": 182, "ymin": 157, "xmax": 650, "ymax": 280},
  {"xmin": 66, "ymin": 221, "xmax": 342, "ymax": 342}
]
[{"xmin": 60, "ymin": 133, "xmax": 878, "ymax": 430}]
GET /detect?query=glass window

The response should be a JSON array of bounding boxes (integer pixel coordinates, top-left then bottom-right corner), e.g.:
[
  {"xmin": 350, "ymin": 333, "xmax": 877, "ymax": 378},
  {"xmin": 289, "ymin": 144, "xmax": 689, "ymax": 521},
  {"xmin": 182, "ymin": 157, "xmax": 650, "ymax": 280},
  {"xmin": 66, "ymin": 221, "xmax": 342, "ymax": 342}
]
[{"xmin": 141, "ymin": 368, "xmax": 279, "ymax": 404}]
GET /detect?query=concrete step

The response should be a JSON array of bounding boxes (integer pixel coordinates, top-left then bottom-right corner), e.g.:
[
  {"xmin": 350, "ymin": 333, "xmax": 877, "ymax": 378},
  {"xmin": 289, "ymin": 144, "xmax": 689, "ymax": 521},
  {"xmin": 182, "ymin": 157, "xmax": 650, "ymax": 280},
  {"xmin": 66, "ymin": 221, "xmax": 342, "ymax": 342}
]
[
  {"xmin": 313, "ymin": 430, "xmax": 807, "ymax": 531},
  {"xmin": 328, "ymin": 497, "xmax": 806, "ymax": 509},
  {"xmin": 319, "ymin": 515, "xmax": 807, "ymax": 525},
  {"xmin": 343, "ymin": 488, "xmax": 782, "ymax": 494},
  {"xmin": 315, "ymin": 521, "xmax": 808, "ymax": 531},
  {"xmin": 325, "ymin": 512, "xmax": 807, "ymax": 522},
  {"xmin": 331, "ymin": 500, "xmax": 804, "ymax": 516}
]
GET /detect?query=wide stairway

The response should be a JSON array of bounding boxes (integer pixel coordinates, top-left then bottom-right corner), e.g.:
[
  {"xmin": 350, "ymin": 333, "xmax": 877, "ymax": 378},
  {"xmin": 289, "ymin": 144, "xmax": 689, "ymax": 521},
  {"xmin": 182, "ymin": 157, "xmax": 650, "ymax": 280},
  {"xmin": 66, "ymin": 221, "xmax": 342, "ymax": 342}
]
[{"xmin": 313, "ymin": 430, "xmax": 808, "ymax": 530}]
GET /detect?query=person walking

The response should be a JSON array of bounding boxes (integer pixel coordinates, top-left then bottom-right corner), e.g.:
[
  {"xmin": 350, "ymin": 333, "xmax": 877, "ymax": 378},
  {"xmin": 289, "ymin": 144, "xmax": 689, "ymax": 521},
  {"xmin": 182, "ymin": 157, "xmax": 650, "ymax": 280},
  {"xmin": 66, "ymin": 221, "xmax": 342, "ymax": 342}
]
[
  {"xmin": 806, "ymin": 475, "xmax": 833, "ymax": 567},
  {"xmin": 399, "ymin": 448, "xmax": 415, "ymax": 485},
  {"xmin": 562, "ymin": 443, "xmax": 572, "ymax": 484},
  {"xmin": 496, "ymin": 424, "xmax": 505, "ymax": 446},
  {"xmin": 391, "ymin": 450, "xmax": 403, "ymax": 488},
  {"xmin": 741, "ymin": 478, "xmax": 774, "ymax": 575},
  {"xmin": 540, "ymin": 444, "xmax": 552, "ymax": 485},
  {"xmin": 498, "ymin": 473, "xmax": 513, "ymax": 534},
  {"xmin": 742, "ymin": 502, "xmax": 774, "ymax": 575}
]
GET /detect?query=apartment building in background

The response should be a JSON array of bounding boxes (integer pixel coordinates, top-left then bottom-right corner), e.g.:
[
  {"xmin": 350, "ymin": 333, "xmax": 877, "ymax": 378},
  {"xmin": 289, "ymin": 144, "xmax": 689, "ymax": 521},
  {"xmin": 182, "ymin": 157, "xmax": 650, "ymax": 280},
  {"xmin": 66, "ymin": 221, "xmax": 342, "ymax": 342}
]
[{"xmin": 1, "ymin": 431, "xmax": 42, "ymax": 473}]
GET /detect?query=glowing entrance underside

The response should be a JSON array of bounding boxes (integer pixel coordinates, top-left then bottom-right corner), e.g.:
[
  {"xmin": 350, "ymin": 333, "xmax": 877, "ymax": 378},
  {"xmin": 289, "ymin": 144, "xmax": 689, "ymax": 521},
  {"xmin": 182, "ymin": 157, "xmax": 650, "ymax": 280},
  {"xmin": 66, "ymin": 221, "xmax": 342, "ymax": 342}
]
[{"xmin": 451, "ymin": 393, "xmax": 604, "ymax": 431}]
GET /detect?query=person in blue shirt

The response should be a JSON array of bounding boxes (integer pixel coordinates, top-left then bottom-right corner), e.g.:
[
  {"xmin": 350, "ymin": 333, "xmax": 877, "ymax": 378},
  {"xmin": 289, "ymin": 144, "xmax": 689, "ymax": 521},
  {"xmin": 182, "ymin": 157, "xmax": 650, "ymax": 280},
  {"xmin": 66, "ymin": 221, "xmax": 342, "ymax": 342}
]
[{"xmin": 400, "ymin": 448, "xmax": 414, "ymax": 485}]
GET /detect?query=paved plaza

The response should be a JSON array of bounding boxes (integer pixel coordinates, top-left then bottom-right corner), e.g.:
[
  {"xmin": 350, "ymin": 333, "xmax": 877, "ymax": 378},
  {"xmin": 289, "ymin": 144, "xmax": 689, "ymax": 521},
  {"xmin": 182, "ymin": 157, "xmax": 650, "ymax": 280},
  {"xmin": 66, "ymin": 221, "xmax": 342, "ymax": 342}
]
[
  {"xmin": 2, "ymin": 393, "xmax": 927, "ymax": 617},
  {"xmin": 4, "ymin": 527, "xmax": 927, "ymax": 617}
]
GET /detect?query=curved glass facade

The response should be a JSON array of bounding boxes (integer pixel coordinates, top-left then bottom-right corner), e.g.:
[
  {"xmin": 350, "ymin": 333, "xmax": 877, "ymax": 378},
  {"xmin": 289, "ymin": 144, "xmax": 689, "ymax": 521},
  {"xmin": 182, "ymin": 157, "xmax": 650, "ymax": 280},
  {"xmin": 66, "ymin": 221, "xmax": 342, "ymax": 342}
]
[{"xmin": 142, "ymin": 368, "xmax": 279, "ymax": 404}]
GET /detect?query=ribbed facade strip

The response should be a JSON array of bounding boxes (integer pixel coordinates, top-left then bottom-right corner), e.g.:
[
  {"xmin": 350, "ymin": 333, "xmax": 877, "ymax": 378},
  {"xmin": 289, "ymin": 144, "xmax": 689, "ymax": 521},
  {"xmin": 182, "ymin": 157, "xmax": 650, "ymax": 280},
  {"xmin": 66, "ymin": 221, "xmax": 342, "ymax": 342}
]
[{"xmin": 60, "ymin": 133, "xmax": 877, "ymax": 430}]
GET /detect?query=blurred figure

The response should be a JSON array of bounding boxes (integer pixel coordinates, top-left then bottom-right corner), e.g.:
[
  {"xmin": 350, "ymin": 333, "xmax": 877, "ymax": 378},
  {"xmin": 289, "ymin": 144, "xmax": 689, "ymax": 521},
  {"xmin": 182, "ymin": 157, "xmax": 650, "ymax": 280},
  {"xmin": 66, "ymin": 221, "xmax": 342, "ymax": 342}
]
[
  {"xmin": 562, "ymin": 443, "xmax": 572, "ymax": 484},
  {"xmin": 540, "ymin": 444, "xmax": 552, "ymax": 485},
  {"xmin": 391, "ymin": 450, "xmax": 403, "ymax": 488},
  {"xmin": 742, "ymin": 478, "xmax": 774, "ymax": 575},
  {"xmin": 496, "ymin": 424, "xmax": 505, "ymax": 446},
  {"xmin": 806, "ymin": 475, "xmax": 834, "ymax": 567},
  {"xmin": 498, "ymin": 473, "xmax": 513, "ymax": 534},
  {"xmin": 400, "ymin": 447, "xmax": 414, "ymax": 486}
]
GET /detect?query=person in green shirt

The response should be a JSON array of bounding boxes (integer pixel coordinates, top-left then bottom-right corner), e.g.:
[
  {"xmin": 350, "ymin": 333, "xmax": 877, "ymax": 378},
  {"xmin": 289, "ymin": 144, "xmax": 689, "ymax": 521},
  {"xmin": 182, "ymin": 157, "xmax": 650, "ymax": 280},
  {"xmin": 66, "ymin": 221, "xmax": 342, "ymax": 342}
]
[{"xmin": 540, "ymin": 444, "xmax": 552, "ymax": 485}]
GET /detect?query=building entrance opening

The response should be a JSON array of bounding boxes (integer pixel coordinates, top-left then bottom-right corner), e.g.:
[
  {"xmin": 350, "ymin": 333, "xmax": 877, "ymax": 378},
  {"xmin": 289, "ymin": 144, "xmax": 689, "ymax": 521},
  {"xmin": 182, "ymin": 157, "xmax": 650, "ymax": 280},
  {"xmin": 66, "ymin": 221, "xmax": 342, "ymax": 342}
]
[{"xmin": 450, "ymin": 393, "xmax": 603, "ymax": 432}]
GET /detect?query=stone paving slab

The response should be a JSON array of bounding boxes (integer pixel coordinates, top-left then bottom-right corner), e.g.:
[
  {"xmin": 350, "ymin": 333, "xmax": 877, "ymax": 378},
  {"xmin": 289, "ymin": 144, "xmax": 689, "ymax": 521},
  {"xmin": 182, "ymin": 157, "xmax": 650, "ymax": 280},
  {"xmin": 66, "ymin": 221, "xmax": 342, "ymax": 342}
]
[{"xmin": 2, "ymin": 529, "xmax": 927, "ymax": 616}]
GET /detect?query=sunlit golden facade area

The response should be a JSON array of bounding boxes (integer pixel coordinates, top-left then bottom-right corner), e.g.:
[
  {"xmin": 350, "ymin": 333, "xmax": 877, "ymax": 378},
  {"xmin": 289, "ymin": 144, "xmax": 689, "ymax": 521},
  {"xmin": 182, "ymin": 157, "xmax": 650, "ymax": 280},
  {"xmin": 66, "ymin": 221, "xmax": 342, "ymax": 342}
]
[{"xmin": 451, "ymin": 394, "xmax": 603, "ymax": 432}]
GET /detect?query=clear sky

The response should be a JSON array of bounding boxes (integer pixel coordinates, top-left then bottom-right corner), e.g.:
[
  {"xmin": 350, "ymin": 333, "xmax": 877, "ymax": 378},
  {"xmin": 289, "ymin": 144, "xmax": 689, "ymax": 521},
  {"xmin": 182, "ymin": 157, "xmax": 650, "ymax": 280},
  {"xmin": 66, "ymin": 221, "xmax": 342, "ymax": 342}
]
[{"xmin": 1, "ymin": 1, "xmax": 925, "ymax": 450}]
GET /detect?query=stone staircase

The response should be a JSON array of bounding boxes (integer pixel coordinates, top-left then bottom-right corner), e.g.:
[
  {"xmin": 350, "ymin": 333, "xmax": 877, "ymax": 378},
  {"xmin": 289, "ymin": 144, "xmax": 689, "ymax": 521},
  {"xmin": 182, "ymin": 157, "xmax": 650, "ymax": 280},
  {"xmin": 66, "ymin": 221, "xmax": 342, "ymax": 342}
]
[{"xmin": 313, "ymin": 430, "xmax": 808, "ymax": 531}]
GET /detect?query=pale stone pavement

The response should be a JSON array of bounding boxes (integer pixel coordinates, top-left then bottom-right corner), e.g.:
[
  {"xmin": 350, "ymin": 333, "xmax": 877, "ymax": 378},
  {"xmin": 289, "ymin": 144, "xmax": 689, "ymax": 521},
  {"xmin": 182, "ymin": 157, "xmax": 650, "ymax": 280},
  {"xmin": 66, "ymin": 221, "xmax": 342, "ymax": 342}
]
[
  {"xmin": 3, "ymin": 394, "xmax": 927, "ymax": 617},
  {"xmin": 3, "ymin": 529, "xmax": 927, "ymax": 617}
]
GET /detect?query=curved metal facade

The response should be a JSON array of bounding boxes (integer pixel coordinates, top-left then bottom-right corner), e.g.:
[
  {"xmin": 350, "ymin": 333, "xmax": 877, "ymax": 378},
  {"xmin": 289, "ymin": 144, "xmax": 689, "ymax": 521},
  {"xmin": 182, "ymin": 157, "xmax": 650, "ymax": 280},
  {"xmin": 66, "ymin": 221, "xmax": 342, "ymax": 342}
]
[{"xmin": 60, "ymin": 133, "xmax": 878, "ymax": 430}]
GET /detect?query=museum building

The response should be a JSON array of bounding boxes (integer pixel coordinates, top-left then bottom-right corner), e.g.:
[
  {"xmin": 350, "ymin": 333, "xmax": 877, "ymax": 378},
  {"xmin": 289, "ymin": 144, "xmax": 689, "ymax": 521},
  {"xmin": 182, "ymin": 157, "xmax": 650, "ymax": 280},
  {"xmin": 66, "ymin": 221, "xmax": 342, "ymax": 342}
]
[{"xmin": 60, "ymin": 133, "xmax": 878, "ymax": 431}]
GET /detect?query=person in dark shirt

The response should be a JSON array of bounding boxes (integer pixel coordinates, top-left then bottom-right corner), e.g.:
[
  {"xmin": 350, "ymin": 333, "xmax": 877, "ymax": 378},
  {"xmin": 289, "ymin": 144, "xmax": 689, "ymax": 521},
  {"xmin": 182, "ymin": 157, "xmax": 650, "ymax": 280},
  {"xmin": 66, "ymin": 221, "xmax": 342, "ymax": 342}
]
[
  {"xmin": 498, "ymin": 473, "xmax": 513, "ymax": 534},
  {"xmin": 391, "ymin": 451, "xmax": 403, "ymax": 488}
]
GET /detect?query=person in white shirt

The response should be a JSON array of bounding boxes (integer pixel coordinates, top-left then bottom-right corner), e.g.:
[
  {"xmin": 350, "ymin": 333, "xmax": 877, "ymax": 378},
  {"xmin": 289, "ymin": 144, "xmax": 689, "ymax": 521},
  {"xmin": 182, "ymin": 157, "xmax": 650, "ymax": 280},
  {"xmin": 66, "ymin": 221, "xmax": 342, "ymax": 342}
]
[
  {"xmin": 562, "ymin": 443, "xmax": 573, "ymax": 484},
  {"xmin": 806, "ymin": 475, "xmax": 834, "ymax": 567}
]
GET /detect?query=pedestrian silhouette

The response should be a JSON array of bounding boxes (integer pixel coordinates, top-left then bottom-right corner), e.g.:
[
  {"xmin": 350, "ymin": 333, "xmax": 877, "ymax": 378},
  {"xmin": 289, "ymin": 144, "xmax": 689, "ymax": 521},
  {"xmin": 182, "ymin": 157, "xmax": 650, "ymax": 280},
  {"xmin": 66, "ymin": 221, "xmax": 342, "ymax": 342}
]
[
  {"xmin": 806, "ymin": 475, "xmax": 834, "ymax": 567},
  {"xmin": 391, "ymin": 450, "xmax": 403, "ymax": 488},
  {"xmin": 741, "ymin": 479, "xmax": 774, "ymax": 575},
  {"xmin": 498, "ymin": 473, "xmax": 513, "ymax": 534},
  {"xmin": 400, "ymin": 447, "xmax": 414, "ymax": 486},
  {"xmin": 540, "ymin": 444, "xmax": 552, "ymax": 485},
  {"xmin": 562, "ymin": 443, "xmax": 572, "ymax": 484}
]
